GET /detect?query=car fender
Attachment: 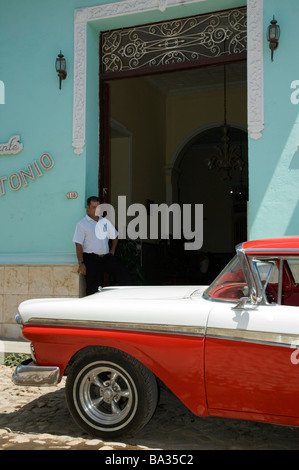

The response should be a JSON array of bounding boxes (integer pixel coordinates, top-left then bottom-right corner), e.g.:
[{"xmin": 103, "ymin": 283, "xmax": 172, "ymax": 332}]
[{"xmin": 23, "ymin": 324, "xmax": 208, "ymax": 416}]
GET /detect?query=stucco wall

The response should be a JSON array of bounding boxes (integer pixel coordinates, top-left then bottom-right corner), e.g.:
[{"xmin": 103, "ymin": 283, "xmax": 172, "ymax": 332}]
[
  {"xmin": 0, "ymin": 0, "xmax": 248, "ymax": 263},
  {"xmin": 249, "ymin": 0, "xmax": 299, "ymax": 239}
]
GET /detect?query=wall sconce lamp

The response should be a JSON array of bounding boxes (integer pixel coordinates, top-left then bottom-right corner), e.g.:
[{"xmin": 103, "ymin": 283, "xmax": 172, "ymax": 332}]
[
  {"xmin": 266, "ymin": 16, "xmax": 280, "ymax": 61},
  {"xmin": 55, "ymin": 51, "xmax": 67, "ymax": 89}
]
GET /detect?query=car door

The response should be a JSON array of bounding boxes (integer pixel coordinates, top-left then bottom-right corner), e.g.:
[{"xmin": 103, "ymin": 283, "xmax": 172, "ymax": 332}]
[{"xmin": 204, "ymin": 258, "xmax": 299, "ymax": 419}]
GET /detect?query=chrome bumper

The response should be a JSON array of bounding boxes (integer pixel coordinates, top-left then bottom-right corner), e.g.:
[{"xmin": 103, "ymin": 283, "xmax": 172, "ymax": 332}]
[{"xmin": 12, "ymin": 358, "xmax": 61, "ymax": 387}]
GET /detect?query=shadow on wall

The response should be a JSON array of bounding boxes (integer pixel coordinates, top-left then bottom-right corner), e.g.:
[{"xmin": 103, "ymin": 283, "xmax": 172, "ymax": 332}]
[{"xmin": 289, "ymin": 149, "xmax": 299, "ymax": 170}]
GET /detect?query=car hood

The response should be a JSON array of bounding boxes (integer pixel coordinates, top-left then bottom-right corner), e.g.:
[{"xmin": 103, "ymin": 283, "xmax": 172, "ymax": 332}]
[
  {"xmin": 17, "ymin": 285, "xmax": 210, "ymax": 328},
  {"xmin": 90, "ymin": 285, "xmax": 202, "ymax": 300}
]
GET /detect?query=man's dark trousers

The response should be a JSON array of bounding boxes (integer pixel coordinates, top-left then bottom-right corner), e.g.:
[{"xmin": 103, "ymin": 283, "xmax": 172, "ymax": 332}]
[{"xmin": 83, "ymin": 252, "xmax": 131, "ymax": 295}]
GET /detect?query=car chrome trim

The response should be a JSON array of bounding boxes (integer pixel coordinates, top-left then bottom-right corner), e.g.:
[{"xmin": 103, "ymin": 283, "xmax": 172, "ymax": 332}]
[
  {"xmin": 236, "ymin": 247, "xmax": 257, "ymax": 300},
  {"xmin": 12, "ymin": 358, "xmax": 60, "ymax": 387},
  {"xmin": 24, "ymin": 317, "xmax": 206, "ymax": 337},
  {"xmin": 207, "ymin": 327, "xmax": 299, "ymax": 349},
  {"xmin": 23, "ymin": 317, "xmax": 299, "ymax": 349}
]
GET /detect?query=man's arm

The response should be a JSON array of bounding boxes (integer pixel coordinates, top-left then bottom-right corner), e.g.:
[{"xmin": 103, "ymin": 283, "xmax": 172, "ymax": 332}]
[
  {"xmin": 109, "ymin": 237, "xmax": 118, "ymax": 255},
  {"xmin": 75, "ymin": 243, "xmax": 86, "ymax": 275}
]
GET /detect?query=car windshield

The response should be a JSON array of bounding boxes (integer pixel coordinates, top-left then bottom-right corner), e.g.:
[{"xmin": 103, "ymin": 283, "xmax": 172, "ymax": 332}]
[{"xmin": 203, "ymin": 255, "xmax": 248, "ymax": 302}]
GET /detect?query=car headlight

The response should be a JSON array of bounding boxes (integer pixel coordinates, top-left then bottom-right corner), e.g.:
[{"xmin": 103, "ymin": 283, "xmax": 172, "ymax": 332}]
[{"xmin": 15, "ymin": 313, "xmax": 23, "ymax": 326}]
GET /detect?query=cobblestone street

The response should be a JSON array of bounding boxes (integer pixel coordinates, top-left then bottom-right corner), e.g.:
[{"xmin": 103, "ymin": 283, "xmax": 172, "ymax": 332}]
[{"xmin": 1, "ymin": 364, "xmax": 299, "ymax": 450}]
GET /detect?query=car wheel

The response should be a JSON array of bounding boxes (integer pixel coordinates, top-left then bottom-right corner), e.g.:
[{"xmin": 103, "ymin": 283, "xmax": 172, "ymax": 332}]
[{"xmin": 65, "ymin": 347, "xmax": 158, "ymax": 438}]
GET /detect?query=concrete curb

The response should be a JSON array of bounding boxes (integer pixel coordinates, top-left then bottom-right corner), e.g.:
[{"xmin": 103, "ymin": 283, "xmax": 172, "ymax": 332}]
[{"xmin": 0, "ymin": 339, "xmax": 31, "ymax": 362}]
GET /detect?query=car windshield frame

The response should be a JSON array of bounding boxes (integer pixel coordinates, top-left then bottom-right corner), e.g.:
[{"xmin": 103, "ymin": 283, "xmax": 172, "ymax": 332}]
[{"xmin": 203, "ymin": 255, "xmax": 249, "ymax": 303}]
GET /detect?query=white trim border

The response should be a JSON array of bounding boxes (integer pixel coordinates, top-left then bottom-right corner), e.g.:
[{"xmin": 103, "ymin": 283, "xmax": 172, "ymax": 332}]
[
  {"xmin": 72, "ymin": 0, "xmax": 264, "ymax": 155},
  {"xmin": 0, "ymin": 252, "xmax": 77, "ymax": 265},
  {"xmin": 247, "ymin": 0, "xmax": 264, "ymax": 140}
]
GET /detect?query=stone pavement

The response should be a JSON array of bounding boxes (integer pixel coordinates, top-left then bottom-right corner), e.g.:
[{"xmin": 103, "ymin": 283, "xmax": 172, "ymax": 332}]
[{"xmin": 1, "ymin": 362, "xmax": 299, "ymax": 450}]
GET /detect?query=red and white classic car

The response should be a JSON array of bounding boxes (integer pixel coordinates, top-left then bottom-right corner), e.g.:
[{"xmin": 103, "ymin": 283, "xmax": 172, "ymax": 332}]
[{"xmin": 12, "ymin": 237, "xmax": 299, "ymax": 438}]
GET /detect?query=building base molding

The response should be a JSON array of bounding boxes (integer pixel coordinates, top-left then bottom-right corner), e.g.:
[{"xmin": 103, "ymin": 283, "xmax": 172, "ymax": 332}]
[{"xmin": 0, "ymin": 264, "xmax": 82, "ymax": 339}]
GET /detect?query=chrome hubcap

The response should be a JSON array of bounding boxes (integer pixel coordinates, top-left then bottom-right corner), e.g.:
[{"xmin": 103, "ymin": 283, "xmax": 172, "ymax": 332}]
[{"xmin": 77, "ymin": 363, "xmax": 137, "ymax": 429}]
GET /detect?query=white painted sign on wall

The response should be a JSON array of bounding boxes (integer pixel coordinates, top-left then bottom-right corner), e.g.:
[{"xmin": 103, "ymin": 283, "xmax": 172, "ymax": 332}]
[{"xmin": 0, "ymin": 135, "xmax": 23, "ymax": 155}]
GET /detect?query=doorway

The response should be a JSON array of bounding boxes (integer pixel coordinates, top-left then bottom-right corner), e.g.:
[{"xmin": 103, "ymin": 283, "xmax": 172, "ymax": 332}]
[
  {"xmin": 106, "ymin": 61, "xmax": 247, "ymax": 284},
  {"xmin": 99, "ymin": 8, "xmax": 247, "ymax": 284}
]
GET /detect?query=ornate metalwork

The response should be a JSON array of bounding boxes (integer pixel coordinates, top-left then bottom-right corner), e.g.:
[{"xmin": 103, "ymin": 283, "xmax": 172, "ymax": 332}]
[{"xmin": 101, "ymin": 7, "xmax": 247, "ymax": 74}]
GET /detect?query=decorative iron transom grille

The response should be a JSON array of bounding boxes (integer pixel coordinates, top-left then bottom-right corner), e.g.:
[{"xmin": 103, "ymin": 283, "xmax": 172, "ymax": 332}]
[{"xmin": 101, "ymin": 7, "xmax": 247, "ymax": 74}]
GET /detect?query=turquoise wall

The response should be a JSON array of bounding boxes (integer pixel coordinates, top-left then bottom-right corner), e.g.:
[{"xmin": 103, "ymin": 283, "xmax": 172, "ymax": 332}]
[
  {"xmin": 0, "ymin": 0, "xmax": 88, "ymax": 263},
  {"xmin": 0, "ymin": 0, "xmax": 246, "ymax": 264},
  {"xmin": 249, "ymin": 0, "xmax": 299, "ymax": 240}
]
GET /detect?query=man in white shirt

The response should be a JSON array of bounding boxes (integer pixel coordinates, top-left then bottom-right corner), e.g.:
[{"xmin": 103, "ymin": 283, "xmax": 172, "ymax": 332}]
[{"xmin": 73, "ymin": 196, "xmax": 131, "ymax": 295}]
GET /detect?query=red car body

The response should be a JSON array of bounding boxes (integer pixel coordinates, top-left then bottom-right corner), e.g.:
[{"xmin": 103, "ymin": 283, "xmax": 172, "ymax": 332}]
[{"xmin": 12, "ymin": 237, "xmax": 299, "ymax": 436}]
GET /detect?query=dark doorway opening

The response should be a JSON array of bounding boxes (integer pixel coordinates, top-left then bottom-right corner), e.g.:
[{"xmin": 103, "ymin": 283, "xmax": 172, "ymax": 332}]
[{"xmin": 98, "ymin": 8, "xmax": 247, "ymax": 285}]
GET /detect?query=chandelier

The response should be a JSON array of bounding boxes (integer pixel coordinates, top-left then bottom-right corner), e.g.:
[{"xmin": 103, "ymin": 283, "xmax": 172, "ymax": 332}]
[{"xmin": 206, "ymin": 65, "xmax": 246, "ymax": 180}]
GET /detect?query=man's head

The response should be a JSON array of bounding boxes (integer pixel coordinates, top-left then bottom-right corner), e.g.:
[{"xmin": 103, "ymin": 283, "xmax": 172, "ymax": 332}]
[{"xmin": 86, "ymin": 196, "xmax": 100, "ymax": 220}]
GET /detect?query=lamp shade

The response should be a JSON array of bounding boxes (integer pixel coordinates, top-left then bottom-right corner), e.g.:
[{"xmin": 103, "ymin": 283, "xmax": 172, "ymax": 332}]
[
  {"xmin": 267, "ymin": 17, "xmax": 280, "ymax": 42},
  {"xmin": 56, "ymin": 52, "xmax": 66, "ymax": 73},
  {"xmin": 266, "ymin": 16, "xmax": 280, "ymax": 61}
]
